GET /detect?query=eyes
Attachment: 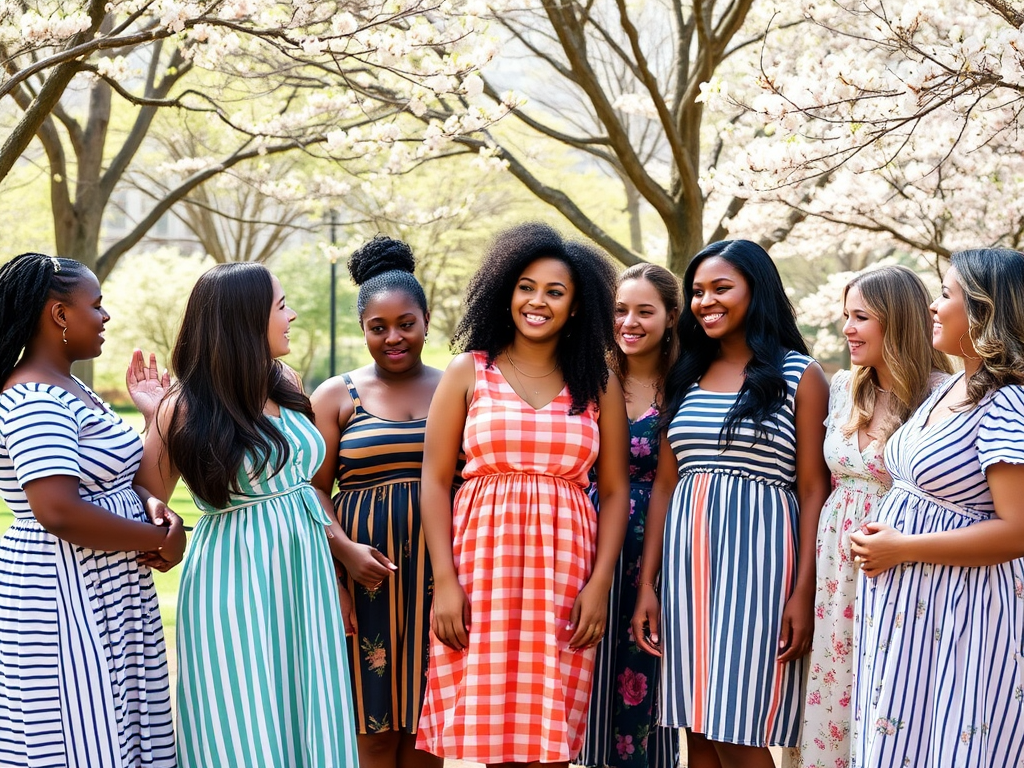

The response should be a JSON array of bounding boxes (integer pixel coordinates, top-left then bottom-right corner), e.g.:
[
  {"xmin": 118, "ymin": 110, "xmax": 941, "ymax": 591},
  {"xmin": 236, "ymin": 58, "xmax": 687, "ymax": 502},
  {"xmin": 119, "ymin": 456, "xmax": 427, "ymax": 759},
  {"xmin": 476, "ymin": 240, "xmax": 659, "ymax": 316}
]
[
  {"xmin": 517, "ymin": 283, "xmax": 564, "ymax": 298},
  {"xmin": 691, "ymin": 286, "xmax": 730, "ymax": 298},
  {"xmin": 614, "ymin": 306, "xmax": 654, "ymax": 317},
  {"xmin": 368, "ymin": 321, "xmax": 417, "ymax": 333}
]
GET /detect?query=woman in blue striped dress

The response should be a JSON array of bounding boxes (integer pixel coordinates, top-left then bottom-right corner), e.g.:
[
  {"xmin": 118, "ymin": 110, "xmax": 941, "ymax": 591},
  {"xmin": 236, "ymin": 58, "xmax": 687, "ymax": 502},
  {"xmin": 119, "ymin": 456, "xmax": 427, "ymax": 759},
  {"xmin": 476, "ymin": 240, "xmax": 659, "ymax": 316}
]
[
  {"xmin": 632, "ymin": 241, "xmax": 831, "ymax": 768},
  {"xmin": 311, "ymin": 237, "xmax": 443, "ymax": 768},
  {"xmin": 849, "ymin": 248, "xmax": 1024, "ymax": 767},
  {"xmin": 0, "ymin": 253, "xmax": 184, "ymax": 767},
  {"xmin": 135, "ymin": 263, "xmax": 359, "ymax": 767}
]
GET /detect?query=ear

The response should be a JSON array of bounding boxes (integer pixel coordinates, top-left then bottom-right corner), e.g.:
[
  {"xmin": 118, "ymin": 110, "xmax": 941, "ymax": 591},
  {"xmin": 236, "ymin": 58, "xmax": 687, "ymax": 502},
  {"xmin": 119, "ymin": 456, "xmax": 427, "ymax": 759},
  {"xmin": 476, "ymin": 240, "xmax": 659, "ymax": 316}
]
[
  {"xmin": 49, "ymin": 300, "xmax": 67, "ymax": 328},
  {"xmin": 667, "ymin": 307, "xmax": 679, "ymax": 327},
  {"xmin": 423, "ymin": 309, "xmax": 431, "ymax": 331}
]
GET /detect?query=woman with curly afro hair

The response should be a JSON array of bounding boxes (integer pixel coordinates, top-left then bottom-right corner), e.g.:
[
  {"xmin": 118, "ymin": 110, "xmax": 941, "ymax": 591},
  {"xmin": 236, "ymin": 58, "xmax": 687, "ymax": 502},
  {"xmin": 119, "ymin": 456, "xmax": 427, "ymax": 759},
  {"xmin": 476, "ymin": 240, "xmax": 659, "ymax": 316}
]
[{"xmin": 417, "ymin": 222, "xmax": 631, "ymax": 766}]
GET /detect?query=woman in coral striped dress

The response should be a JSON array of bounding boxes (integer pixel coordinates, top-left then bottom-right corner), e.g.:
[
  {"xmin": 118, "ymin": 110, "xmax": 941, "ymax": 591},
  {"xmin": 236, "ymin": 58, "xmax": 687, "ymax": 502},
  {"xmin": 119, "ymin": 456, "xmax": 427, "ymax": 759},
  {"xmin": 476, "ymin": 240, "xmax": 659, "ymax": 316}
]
[{"xmin": 417, "ymin": 223, "xmax": 631, "ymax": 766}]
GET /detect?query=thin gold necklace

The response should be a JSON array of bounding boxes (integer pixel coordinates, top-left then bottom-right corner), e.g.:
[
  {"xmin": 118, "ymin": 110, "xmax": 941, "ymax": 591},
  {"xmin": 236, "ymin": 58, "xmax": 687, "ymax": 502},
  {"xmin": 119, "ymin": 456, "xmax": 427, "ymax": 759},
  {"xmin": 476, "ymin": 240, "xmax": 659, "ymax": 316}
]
[{"xmin": 505, "ymin": 350, "xmax": 558, "ymax": 396}]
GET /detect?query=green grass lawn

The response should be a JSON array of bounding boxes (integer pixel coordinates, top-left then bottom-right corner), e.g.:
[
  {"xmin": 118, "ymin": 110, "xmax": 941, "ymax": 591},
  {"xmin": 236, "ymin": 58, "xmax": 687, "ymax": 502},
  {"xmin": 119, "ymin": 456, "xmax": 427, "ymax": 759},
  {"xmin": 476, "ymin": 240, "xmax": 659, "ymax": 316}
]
[{"xmin": 0, "ymin": 408, "xmax": 200, "ymax": 636}]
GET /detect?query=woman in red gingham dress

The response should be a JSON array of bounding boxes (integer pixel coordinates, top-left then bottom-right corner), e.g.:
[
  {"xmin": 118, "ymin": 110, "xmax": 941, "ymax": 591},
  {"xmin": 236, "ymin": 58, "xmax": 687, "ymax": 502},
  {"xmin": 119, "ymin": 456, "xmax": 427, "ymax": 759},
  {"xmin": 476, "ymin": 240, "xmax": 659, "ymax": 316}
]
[{"xmin": 417, "ymin": 223, "xmax": 631, "ymax": 766}]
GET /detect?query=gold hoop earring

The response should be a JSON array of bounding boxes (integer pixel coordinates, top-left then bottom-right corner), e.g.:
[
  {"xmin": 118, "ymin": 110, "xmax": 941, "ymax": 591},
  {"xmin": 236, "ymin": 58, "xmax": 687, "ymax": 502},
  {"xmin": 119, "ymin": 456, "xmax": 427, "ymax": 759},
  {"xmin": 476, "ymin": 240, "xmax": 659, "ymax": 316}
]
[
  {"xmin": 62, "ymin": 326, "xmax": 68, "ymax": 345},
  {"xmin": 958, "ymin": 332, "xmax": 980, "ymax": 360}
]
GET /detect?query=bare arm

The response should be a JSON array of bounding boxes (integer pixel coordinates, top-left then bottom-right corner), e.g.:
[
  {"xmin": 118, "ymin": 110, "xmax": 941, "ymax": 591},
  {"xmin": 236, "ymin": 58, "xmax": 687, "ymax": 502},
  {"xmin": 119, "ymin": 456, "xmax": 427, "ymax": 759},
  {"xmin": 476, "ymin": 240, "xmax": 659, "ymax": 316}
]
[
  {"xmin": 309, "ymin": 375, "xmax": 394, "ymax": 587},
  {"xmin": 569, "ymin": 374, "xmax": 630, "ymax": 649},
  {"xmin": 420, "ymin": 353, "xmax": 475, "ymax": 650},
  {"xmin": 778, "ymin": 362, "xmax": 831, "ymax": 663},
  {"xmin": 852, "ymin": 461, "xmax": 1024, "ymax": 573},
  {"xmin": 631, "ymin": 433, "xmax": 679, "ymax": 657}
]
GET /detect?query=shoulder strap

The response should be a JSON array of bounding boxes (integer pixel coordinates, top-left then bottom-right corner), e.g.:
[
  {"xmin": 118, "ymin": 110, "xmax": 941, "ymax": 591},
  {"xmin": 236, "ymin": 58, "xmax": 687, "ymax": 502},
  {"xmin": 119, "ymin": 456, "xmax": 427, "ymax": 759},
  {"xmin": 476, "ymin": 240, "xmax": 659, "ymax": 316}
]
[{"xmin": 341, "ymin": 373, "xmax": 363, "ymax": 413}]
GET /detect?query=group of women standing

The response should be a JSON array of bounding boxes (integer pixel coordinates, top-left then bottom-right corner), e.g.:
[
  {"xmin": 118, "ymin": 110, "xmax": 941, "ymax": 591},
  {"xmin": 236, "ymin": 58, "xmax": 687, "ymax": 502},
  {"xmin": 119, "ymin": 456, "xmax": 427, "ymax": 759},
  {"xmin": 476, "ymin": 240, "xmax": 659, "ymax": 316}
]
[{"xmin": 0, "ymin": 229, "xmax": 1022, "ymax": 768}]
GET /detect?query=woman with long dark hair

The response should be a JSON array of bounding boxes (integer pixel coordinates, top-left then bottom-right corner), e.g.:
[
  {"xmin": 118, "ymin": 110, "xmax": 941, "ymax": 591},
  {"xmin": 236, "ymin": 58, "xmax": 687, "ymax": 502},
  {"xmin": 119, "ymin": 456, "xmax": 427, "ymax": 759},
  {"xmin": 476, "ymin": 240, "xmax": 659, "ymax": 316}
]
[
  {"xmin": 850, "ymin": 249, "xmax": 1024, "ymax": 767},
  {"xmin": 580, "ymin": 262, "xmax": 682, "ymax": 768},
  {"xmin": 311, "ymin": 236, "xmax": 443, "ymax": 768},
  {"xmin": 632, "ymin": 240, "xmax": 831, "ymax": 768},
  {"xmin": 0, "ymin": 252, "xmax": 183, "ymax": 766},
  {"xmin": 417, "ymin": 223, "xmax": 631, "ymax": 766},
  {"xmin": 136, "ymin": 262, "xmax": 359, "ymax": 767}
]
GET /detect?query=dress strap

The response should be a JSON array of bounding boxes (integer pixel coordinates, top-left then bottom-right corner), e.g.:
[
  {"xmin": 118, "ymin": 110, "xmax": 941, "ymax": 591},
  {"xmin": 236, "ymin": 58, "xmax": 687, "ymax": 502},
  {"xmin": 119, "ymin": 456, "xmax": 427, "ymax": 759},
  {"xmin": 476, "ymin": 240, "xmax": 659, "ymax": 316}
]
[{"xmin": 342, "ymin": 373, "xmax": 364, "ymax": 414}]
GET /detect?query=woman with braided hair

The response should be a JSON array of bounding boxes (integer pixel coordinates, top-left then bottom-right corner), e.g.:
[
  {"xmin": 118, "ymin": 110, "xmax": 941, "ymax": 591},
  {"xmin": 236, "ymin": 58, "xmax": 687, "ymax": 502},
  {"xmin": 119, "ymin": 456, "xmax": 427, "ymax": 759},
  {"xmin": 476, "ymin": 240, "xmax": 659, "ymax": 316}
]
[
  {"xmin": 311, "ymin": 235, "xmax": 445, "ymax": 768},
  {"xmin": 0, "ymin": 252, "xmax": 184, "ymax": 766}
]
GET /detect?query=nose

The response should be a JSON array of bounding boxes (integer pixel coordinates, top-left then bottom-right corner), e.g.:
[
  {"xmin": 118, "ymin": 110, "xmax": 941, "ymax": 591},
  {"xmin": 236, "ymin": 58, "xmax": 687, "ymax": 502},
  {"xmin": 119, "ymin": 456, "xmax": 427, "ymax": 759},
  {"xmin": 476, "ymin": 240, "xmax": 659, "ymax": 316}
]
[
  {"xmin": 842, "ymin": 317, "xmax": 854, "ymax": 336},
  {"xmin": 385, "ymin": 327, "xmax": 402, "ymax": 344}
]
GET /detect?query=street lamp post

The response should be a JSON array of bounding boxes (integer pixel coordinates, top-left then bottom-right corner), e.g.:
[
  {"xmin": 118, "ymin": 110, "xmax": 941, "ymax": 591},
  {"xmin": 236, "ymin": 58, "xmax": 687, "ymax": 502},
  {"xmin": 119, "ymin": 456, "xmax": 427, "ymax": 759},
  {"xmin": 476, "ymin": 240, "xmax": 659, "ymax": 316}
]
[{"xmin": 328, "ymin": 210, "xmax": 339, "ymax": 378}]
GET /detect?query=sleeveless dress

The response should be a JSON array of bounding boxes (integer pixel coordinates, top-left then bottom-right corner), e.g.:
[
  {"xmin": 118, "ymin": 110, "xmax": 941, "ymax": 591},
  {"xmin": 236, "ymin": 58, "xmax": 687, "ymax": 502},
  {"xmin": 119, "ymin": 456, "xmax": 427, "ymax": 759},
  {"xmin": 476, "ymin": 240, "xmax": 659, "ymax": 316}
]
[
  {"xmin": 580, "ymin": 405, "xmax": 680, "ymax": 768},
  {"xmin": 853, "ymin": 377, "xmax": 1024, "ymax": 767},
  {"xmin": 174, "ymin": 406, "xmax": 358, "ymax": 767},
  {"xmin": 797, "ymin": 369, "xmax": 890, "ymax": 765},
  {"xmin": 333, "ymin": 374, "xmax": 433, "ymax": 735},
  {"xmin": 0, "ymin": 381, "xmax": 176, "ymax": 768},
  {"xmin": 417, "ymin": 351, "xmax": 601, "ymax": 763},
  {"xmin": 661, "ymin": 351, "xmax": 813, "ymax": 747}
]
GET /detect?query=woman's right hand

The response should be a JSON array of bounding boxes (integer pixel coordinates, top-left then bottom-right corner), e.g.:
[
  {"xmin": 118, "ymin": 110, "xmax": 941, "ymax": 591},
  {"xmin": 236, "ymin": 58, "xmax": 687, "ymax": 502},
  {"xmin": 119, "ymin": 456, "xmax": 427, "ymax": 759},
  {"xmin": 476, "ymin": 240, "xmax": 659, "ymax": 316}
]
[
  {"xmin": 338, "ymin": 539, "xmax": 397, "ymax": 589},
  {"xmin": 631, "ymin": 583, "xmax": 662, "ymax": 657},
  {"xmin": 431, "ymin": 576, "xmax": 471, "ymax": 651}
]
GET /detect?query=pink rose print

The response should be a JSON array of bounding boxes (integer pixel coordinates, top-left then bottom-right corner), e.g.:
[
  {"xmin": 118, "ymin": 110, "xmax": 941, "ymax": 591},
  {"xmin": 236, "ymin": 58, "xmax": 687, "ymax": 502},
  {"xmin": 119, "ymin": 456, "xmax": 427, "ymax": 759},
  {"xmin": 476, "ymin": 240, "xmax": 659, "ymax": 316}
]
[
  {"xmin": 808, "ymin": 690, "xmax": 822, "ymax": 706},
  {"xmin": 617, "ymin": 668, "xmax": 649, "ymax": 707},
  {"xmin": 631, "ymin": 437, "xmax": 652, "ymax": 457},
  {"xmin": 839, "ymin": 690, "xmax": 851, "ymax": 708},
  {"xmin": 843, "ymin": 604, "xmax": 854, "ymax": 619},
  {"xmin": 615, "ymin": 734, "xmax": 636, "ymax": 758}
]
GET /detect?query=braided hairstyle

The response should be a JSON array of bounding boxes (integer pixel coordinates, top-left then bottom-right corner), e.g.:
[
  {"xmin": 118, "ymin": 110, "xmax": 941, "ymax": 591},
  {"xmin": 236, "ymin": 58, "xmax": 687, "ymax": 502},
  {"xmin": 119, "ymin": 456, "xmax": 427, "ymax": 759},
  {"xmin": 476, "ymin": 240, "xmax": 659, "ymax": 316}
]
[
  {"xmin": 348, "ymin": 235, "xmax": 427, "ymax": 321},
  {"xmin": 452, "ymin": 222, "xmax": 618, "ymax": 414},
  {"xmin": 0, "ymin": 253, "xmax": 89, "ymax": 386}
]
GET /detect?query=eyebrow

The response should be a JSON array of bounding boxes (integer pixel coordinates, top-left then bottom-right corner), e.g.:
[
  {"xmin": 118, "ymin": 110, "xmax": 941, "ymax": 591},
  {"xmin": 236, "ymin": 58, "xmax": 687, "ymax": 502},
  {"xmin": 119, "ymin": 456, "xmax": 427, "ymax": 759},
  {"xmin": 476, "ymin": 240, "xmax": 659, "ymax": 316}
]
[{"xmin": 692, "ymin": 277, "xmax": 734, "ymax": 286}]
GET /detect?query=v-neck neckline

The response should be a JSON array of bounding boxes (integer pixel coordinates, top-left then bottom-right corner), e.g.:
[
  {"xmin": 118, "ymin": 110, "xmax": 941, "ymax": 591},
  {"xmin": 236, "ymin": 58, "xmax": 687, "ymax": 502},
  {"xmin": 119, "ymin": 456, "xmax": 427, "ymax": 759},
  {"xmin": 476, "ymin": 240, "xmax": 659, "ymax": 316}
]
[{"xmin": 492, "ymin": 363, "xmax": 567, "ymax": 412}]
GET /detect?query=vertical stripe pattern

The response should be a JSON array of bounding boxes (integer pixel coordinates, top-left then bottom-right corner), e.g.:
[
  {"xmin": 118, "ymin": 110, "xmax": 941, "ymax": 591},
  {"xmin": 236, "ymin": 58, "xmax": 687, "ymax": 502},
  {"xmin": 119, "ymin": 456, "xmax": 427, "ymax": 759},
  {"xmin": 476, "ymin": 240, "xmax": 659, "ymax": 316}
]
[
  {"xmin": 853, "ymin": 378, "xmax": 1024, "ymax": 767},
  {"xmin": 661, "ymin": 352, "xmax": 812, "ymax": 748},
  {"xmin": 0, "ymin": 382, "xmax": 175, "ymax": 767},
  {"xmin": 332, "ymin": 374, "xmax": 434, "ymax": 735},
  {"xmin": 174, "ymin": 406, "xmax": 358, "ymax": 767},
  {"xmin": 417, "ymin": 351, "xmax": 601, "ymax": 764}
]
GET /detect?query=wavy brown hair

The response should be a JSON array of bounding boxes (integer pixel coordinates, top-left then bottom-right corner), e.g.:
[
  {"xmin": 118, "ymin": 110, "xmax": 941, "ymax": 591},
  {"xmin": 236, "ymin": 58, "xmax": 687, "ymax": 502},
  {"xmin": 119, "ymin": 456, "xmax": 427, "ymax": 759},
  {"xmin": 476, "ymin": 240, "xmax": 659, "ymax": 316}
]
[
  {"xmin": 843, "ymin": 266, "xmax": 954, "ymax": 443},
  {"xmin": 952, "ymin": 248, "xmax": 1024, "ymax": 406}
]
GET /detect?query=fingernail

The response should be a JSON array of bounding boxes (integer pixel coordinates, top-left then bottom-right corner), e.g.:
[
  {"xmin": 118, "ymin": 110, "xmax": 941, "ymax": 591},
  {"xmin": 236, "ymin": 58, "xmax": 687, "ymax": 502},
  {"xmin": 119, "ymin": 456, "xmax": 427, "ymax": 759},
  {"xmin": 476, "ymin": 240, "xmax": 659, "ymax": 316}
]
[
  {"xmin": 651, "ymin": 633, "xmax": 658, "ymax": 644},
  {"xmin": 566, "ymin": 623, "xmax": 575, "ymax": 630}
]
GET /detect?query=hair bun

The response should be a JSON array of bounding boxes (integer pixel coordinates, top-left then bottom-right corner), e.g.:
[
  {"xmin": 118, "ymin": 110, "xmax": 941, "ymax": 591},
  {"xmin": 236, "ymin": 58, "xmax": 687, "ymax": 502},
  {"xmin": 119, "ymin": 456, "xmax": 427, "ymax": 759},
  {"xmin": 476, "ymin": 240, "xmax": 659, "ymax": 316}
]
[{"xmin": 348, "ymin": 235, "xmax": 416, "ymax": 285}]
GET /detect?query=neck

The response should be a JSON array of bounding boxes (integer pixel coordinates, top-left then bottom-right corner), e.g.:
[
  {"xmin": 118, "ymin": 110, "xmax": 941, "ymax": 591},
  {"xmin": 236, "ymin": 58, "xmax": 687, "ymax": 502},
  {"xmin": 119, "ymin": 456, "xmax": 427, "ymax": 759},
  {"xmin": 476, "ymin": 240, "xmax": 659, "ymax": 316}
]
[
  {"xmin": 962, "ymin": 357, "xmax": 982, "ymax": 380},
  {"xmin": 373, "ymin": 359, "xmax": 426, "ymax": 382},
  {"xmin": 18, "ymin": 347, "xmax": 74, "ymax": 380},
  {"xmin": 507, "ymin": 337, "xmax": 559, "ymax": 367},
  {"xmin": 716, "ymin": 334, "xmax": 752, "ymax": 366},
  {"xmin": 874, "ymin": 366, "xmax": 894, "ymax": 394},
  {"xmin": 624, "ymin": 349, "xmax": 661, "ymax": 383}
]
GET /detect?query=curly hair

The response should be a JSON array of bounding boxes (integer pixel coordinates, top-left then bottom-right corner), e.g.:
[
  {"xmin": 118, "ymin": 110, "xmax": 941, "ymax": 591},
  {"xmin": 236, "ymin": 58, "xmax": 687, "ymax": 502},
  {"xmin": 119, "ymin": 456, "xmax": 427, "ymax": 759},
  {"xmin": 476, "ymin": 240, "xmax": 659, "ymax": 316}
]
[
  {"xmin": 952, "ymin": 248, "xmax": 1024, "ymax": 406},
  {"xmin": 662, "ymin": 239, "xmax": 808, "ymax": 443},
  {"xmin": 348, "ymin": 235, "xmax": 427, "ymax": 320},
  {"xmin": 0, "ymin": 253, "xmax": 90, "ymax": 385},
  {"xmin": 451, "ymin": 222, "xmax": 617, "ymax": 413}
]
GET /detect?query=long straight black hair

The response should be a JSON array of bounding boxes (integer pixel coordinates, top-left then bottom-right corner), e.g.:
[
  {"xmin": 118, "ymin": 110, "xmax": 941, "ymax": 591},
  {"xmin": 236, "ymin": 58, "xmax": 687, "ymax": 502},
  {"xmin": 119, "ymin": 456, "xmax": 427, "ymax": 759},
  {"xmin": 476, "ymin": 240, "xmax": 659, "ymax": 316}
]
[
  {"xmin": 162, "ymin": 263, "xmax": 312, "ymax": 508},
  {"xmin": 662, "ymin": 240, "xmax": 808, "ymax": 443}
]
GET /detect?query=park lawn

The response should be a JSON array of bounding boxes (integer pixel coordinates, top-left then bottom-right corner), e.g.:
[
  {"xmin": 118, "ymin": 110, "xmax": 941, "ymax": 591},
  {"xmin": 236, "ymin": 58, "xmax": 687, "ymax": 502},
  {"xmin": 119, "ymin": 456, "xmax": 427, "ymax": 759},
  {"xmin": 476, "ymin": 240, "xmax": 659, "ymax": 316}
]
[{"xmin": 0, "ymin": 408, "xmax": 201, "ymax": 637}]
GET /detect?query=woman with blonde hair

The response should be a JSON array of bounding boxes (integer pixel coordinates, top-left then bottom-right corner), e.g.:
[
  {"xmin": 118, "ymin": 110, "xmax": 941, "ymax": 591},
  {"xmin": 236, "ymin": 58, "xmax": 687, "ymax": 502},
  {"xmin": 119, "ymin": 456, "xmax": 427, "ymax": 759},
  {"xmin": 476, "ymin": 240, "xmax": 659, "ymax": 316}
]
[
  {"xmin": 850, "ymin": 249, "xmax": 1024, "ymax": 766},
  {"xmin": 797, "ymin": 265, "xmax": 952, "ymax": 767}
]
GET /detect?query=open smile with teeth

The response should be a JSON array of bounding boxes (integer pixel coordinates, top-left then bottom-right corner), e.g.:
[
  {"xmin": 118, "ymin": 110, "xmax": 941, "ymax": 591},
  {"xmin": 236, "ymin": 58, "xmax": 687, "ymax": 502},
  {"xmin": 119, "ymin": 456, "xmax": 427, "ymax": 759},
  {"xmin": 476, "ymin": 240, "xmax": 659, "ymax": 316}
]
[
  {"xmin": 702, "ymin": 313, "xmax": 724, "ymax": 323},
  {"xmin": 621, "ymin": 333, "xmax": 644, "ymax": 341},
  {"xmin": 524, "ymin": 313, "xmax": 548, "ymax": 324}
]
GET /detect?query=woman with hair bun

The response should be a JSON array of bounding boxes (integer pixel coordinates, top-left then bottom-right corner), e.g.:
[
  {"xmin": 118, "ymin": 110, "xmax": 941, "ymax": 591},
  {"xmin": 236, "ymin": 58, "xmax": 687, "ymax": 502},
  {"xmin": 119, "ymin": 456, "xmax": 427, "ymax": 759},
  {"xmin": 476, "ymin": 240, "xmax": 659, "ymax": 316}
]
[
  {"xmin": 417, "ymin": 222, "xmax": 631, "ymax": 766},
  {"xmin": 797, "ymin": 265, "xmax": 952, "ymax": 767},
  {"xmin": 0, "ymin": 252, "xmax": 183, "ymax": 766},
  {"xmin": 850, "ymin": 249, "xmax": 1024, "ymax": 767},
  {"xmin": 311, "ymin": 235, "xmax": 444, "ymax": 768}
]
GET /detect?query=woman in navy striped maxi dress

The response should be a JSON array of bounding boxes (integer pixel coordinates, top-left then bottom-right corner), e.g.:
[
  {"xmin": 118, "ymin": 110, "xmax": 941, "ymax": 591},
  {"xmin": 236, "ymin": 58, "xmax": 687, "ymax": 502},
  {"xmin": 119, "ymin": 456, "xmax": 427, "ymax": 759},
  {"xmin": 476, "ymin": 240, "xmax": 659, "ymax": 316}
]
[
  {"xmin": 850, "ymin": 249, "xmax": 1024, "ymax": 768},
  {"xmin": 632, "ymin": 241, "xmax": 831, "ymax": 768},
  {"xmin": 0, "ymin": 253, "xmax": 184, "ymax": 767}
]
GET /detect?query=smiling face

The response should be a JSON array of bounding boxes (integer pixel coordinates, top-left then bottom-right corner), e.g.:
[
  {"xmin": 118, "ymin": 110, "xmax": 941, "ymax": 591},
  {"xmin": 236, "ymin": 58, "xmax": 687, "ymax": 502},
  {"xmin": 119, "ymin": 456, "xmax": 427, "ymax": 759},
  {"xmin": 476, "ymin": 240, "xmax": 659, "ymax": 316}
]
[
  {"xmin": 361, "ymin": 289, "xmax": 429, "ymax": 375},
  {"xmin": 843, "ymin": 284, "xmax": 886, "ymax": 369},
  {"xmin": 266, "ymin": 275, "xmax": 296, "ymax": 359},
  {"xmin": 614, "ymin": 277, "xmax": 675, "ymax": 358},
  {"xmin": 930, "ymin": 265, "xmax": 973, "ymax": 358},
  {"xmin": 690, "ymin": 255, "xmax": 751, "ymax": 341},
  {"xmin": 58, "ymin": 270, "xmax": 109, "ymax": 360},
  {"xmin": 510, "ymin": 257, "xmax": 576, "ymax": 343}
]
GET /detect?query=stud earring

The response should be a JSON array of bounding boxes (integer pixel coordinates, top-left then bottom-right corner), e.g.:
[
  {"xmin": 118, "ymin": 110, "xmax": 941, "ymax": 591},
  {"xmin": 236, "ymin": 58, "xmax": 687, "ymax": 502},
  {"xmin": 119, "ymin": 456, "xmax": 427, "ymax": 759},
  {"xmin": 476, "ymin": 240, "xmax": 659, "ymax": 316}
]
[{"xmin": 424, "ymin": 332, "xmax": 429, "ymax": 341}]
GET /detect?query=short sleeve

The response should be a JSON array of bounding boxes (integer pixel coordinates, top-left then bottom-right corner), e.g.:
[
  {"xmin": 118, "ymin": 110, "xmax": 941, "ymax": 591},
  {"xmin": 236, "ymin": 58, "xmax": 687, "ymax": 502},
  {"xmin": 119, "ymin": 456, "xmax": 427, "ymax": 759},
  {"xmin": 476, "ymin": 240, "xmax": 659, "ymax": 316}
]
[
  {"xmin": 977, "ymin": 385, "xmax": 1024, "ymax": 470},
  {"xmin": 826, "ymin": 369, "xmax": 853, "ymax": 427},
  {"xmin": 0, "ymin": 390, "xmax": 81, "ymax": 485}
]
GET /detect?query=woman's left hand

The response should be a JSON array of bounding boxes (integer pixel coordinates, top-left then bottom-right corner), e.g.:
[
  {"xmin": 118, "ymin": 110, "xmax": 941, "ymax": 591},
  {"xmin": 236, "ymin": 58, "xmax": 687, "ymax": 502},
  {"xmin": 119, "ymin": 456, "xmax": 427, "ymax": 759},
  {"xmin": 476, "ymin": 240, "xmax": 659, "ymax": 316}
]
[
  {"xmin": 850, "ymin": 521, "xmax": 907, "ymax": 578},
  {"xmin": 568, "ymin": 579, "xmax": 609, "ymax": 649},
  {"xmin": 126, "ymin": 349, "xmax": 170, "ymax": 426},
  {"xmin": 777, "ymin": 583, "xmax": 814, "ymax": 662}
]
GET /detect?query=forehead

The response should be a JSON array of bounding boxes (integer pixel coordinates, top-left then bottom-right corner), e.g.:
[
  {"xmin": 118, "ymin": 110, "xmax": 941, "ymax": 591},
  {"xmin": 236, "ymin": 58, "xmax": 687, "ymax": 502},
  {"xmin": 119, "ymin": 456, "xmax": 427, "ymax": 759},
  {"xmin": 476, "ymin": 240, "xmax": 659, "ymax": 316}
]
[
  {"xmin": 69, "ymin": 270, "xmax": 102, "ymax": 300},
  {"xmin": 691, "ymin": 256, "xmax": 744, "ymax": 285},
  {"xmin": 617, "ymin": 277, "xmax": 665, "ymax": 307},
  {"xmin": 270, "ymin": 274, "xmax": 285, "ymax": 297},
  {"xmin": 518, "ymin": 257, "xmax": 573, "ymax": 285},
  {"xmin": 362, "ymin": 288, "xmax": 423, "ymax": 318}
]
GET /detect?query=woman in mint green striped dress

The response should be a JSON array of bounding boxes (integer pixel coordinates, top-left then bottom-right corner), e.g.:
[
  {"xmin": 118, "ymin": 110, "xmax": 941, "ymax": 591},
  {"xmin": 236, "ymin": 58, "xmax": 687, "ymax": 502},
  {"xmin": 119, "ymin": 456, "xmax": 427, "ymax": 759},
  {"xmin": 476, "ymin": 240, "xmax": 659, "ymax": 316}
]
[{"xmin": 136, "ymin": 263, "xmax": 359, "ymax": 767}]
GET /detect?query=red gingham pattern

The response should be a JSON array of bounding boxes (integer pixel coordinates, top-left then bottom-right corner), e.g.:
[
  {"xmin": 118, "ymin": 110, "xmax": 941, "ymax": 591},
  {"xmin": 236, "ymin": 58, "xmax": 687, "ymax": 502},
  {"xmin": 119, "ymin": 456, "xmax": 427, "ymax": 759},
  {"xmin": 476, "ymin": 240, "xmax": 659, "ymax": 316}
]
[{"xmin": 417, "ymin": 352, "xmax": 601, "ymax": 763}]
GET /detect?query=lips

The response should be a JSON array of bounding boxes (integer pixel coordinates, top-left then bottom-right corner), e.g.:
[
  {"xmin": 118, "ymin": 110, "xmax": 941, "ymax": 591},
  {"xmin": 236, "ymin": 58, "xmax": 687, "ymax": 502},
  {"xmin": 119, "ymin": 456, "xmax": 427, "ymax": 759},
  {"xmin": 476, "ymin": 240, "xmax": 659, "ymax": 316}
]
[
  {"xmin": 701, "ymin": 312, "xmax": 724, "ymax": 324},
  {"xmin": 524, "ymin": 313, "xmax": 548, "ymax": 325},
  {"xmin": 620, "ymin": 333, "xmax": 644, "ymax": 342}
]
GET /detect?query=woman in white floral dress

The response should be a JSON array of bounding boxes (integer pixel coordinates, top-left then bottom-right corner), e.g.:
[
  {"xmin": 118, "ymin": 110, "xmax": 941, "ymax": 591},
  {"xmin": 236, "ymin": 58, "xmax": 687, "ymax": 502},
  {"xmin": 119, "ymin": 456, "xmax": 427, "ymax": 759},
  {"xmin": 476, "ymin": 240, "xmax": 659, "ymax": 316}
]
[{"xmin": 796, "ymin": 267, "xmax": 951, "ymax": 767}]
